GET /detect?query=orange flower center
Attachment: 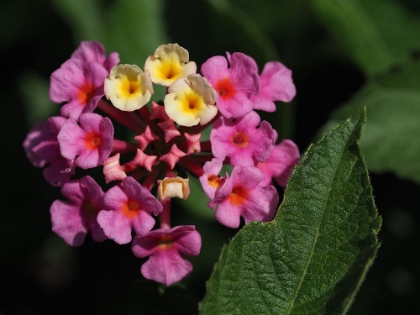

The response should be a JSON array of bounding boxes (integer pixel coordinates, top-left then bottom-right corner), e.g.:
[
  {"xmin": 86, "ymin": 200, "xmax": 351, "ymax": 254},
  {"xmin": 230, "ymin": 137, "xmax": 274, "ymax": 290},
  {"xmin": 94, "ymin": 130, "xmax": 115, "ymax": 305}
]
[
  {"xmin": 230, "ymin": 132, "xmax": 249, "ymax": 148},
  {"xmin": 121, "ymin": 200, "xmax": 141, "ymax": 219},
  {"xmin": 229, "ymin": 186, "xmax": 248, "ymax": 206},
  {"xmin": 207, "ymin": 175, "xmax": 222, "ymax": 188},
  {"xmin": 214, "ymin": 78, "xmax": 235, "ymax": 100},
  {"xmin": 77, "ymin": 82, "xmax": 96, "ymax": 105},
  {"xmin": 158, "ymin": 235, "xmax": 174, "ymax": 250},
  {"xmin": 84, "ymin": 132, "xmax": 101, "ymax": 150}
]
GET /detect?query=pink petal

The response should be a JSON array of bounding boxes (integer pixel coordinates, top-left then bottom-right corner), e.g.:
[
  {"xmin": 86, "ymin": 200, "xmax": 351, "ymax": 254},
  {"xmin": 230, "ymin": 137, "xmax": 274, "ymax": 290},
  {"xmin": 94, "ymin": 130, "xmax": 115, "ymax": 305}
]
[
  {"xmin": 199, "ymin": 158, "xmax": 224, "ymax": 199},
  {"xmin": 97, "ymin": 210, "xmax": 133, "ymax": 244},
  {"xmin": 141, "ymin": 250, "xmax": 193, "ymax": 286},
  {"xmin": 50, "ymin": 200, "xmax": 87, "ymax": 246},
  {"xmin": 258, "ymin": 139, "xmax": 300, "ymax": 187}
]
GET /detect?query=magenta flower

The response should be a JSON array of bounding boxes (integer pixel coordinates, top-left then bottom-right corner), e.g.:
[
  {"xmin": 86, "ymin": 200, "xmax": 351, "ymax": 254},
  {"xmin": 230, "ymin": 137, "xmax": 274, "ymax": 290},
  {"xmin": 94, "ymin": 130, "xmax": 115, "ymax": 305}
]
[
  {"xmin": 23, "ymin": 116, "xmax": 74, "ymax": 186},
  {"xmin": 49, "ymin": 41, "xmax": 119, "ymax": 119},
  {"xmin": 57, "ymin": 113, "xmax": 114, "ymax": 169},
  {"xmin": 209, "ymin": 166, "xmax": 279, "ymax": 228},
  {"xmin": 50, "ymin": 59, "xmax": 109, "ymax": 119},
  {"xmin": 199, "ymin": 158, "xmax": 227, "ymax": 199},
  {"xmin": 257, "ymin": 139, "xmax": 300, "ymax": 187},
  {"xmin": 50, "ymin": 175, "xmax": 107, "ymax": 246},
  {"xmin": 97, "ymin": 176, "xmax": 163, "ymax": 244},
  {"xmin": 251, "ymin": 61, "xmax": 296, "ymax": 112},
  {"xmin": 210, "ymin": 111, "xmax": 276, "ymax": 166},
  {"xmin": 70, "ymin": 41, "xmax": 120, "ymax": 72},
  {"xmin": 201, "ymin": 52, "xmax": 260, "ymax": 118},
  {"xmin": 131, "ymin": 225, "xmax": 201, "ymax": 286}
]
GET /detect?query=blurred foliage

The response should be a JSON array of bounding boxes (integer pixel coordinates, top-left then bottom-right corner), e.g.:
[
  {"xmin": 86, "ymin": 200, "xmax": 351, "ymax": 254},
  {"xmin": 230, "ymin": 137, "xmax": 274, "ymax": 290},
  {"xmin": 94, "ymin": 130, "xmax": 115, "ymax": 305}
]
[
  {"xmin": 313, "ymin": 0, "xmax": 420, "ymax": 76},
  {"xmin": 314, "ymin": 0, "xmax": 420, "ymax": 185},
  {"xmin": 2, "ymin": 0, "xmax": 420, "ymax": 314}
]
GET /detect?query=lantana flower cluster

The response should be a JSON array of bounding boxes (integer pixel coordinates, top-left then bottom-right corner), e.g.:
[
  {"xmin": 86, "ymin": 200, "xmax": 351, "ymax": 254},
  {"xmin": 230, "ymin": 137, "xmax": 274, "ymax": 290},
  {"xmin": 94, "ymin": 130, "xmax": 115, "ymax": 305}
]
[{"xmin": 23, "ymin": 41, "xmax": 299, "ymax": 286}]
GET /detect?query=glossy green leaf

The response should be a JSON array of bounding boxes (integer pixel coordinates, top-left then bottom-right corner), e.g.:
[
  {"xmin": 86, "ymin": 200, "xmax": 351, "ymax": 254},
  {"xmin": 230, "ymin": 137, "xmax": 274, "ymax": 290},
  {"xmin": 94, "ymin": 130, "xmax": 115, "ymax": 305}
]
[
  {"xmin": 312, "ymin": 0, "xmax": 420, "ymax": 76},
  {"xmin": 200, "ymin": 109, "xmax": 381, "ymax": 315}
]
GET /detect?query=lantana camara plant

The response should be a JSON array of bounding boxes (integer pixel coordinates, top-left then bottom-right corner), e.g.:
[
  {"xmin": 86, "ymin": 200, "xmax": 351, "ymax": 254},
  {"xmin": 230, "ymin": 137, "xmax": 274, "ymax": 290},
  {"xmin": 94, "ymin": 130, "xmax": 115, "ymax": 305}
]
[{"xmin": 23, "ymin": 41, "xmax": 299, "ymax": 286}]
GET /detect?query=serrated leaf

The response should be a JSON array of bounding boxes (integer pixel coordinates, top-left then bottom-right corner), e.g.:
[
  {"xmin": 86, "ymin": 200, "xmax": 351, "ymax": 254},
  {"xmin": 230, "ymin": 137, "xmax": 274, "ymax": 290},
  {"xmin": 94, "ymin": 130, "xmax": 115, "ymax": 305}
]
[
  {"xmin": 312, "ymin": 0, "xmax": 420, "ymax": 76},
  {"xmin": 200, "ymin": 109, "xmax": 381, "ymax": 315}
]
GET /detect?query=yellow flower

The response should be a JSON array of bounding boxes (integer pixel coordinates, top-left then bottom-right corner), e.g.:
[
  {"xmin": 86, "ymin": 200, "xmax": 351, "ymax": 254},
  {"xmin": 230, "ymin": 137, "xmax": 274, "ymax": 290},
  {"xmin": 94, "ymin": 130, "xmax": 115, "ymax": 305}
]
[
  {"xmin": 164, "ymin": 74, "xmax": 218, "ymax": 127},
  {"xmin": 144, "ymin": 44, "xmax": 197, "ymax": 86},
  {"xmin": 104, "ymin": 64, "xmax": 153, "ymax": 111}
]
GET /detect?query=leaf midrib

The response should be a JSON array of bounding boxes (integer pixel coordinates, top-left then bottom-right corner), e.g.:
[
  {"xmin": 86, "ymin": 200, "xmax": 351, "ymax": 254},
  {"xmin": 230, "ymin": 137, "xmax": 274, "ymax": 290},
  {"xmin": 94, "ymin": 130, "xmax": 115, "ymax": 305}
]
[{"xmin": 284, "ymin": 132, "xmax": 355, "ymax": 315}]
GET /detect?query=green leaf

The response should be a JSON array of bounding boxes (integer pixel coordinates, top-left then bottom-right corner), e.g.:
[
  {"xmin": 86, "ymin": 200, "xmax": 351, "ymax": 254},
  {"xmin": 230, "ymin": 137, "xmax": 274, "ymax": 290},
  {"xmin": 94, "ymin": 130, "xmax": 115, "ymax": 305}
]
[
  {"xmin": 312, "ymin": 0, "xmax": 420, "ymax": 76},
  {"xmin": 200, "ymin": 109, "xmax": 381, "ymax": 315}
]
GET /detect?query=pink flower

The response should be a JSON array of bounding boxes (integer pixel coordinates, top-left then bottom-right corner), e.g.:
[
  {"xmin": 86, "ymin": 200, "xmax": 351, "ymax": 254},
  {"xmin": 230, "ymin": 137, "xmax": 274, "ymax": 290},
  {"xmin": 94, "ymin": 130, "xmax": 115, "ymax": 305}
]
[
  {"xmin": 97, "ymin": 177, "xmax": 163, "ymax": 244},
  {"xmin": 71, "ymin": 41, "xmax": 120, "ymax": 72},
  {"xmin": 23, "ymin": 116, "xmax": 74, "ymax": 186},
  {"xmin": 50, "ymin": 175, "xmax": 107, "ymax": 246},
  {"xmin": 251, "ymin": 61, "xmax": 296, "ymax": 112},
  {"xmin": 209, "ymin": 166, "xmax": 279, "ymax": 228},
  {"xmin": 50, "ymin": 59, "xmax": 109, "ymax": 119},
  {"xmin": 201, "ymin": 52, "xmax": 260, "ymax": 118},
  {"xmin": 210, "ymin": 111, "xmax": 276, "ymax": 166},
  {"xmin": 199, "ymin": 158, "xmax": 226, "ymax": 199},
  {"xmin": 57, "ymin": 113, "xmax": 114, "ymax": 169},
  {"xmin": 49, "ymin": 41, "xmax": 119, "ymax": 119},
  {"xmin": 132, "ymin": 225, "xmax": 201, "ymax": 286},
  {"xmin": 257, "ymin": 139, "xmax": 300, "ymax": 187}
]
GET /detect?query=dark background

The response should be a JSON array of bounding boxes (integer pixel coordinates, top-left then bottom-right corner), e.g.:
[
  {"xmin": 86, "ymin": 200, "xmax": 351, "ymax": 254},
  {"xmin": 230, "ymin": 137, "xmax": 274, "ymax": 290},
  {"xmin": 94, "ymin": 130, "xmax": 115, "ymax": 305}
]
[{"xmin": 1, "ymin": 0, "xmax": 419, "ymax": 314}]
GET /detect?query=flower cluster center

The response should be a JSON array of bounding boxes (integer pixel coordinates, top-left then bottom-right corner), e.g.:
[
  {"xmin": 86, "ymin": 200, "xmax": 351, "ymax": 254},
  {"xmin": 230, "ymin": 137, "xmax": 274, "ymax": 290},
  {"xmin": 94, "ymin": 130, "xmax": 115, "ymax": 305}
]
[
  {"xmin": 158, "ymin": 235, "xmax": 174, "ymax": 249},
  {"xmin": 215, "ymin": 78, "xmax": 235, "ymax": 99},
  {"xmin": 121, "ymin": 200, "xmax": 141, "ymax": 218},
  {"xmin": 230, "ymin": 132, "xmax": 249, "ymax": 148},
  {"xmin": 78, "ymin": 82, "xmax": 95, "ymax": 105}
]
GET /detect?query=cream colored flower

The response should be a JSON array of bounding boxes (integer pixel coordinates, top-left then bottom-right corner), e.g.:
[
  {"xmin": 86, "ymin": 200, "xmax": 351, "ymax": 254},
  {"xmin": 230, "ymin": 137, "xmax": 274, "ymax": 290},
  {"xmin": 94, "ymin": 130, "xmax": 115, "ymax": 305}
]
[
  {"xmin": 164, "ymin": 74, "xmax": 218, "ymax": 127},
  {"xmin": 144, "ymin": 44, "xmax": 197, "ymax": 86},
  {"xmin": 158, "ymin": 177, "xmax": 190, "ymax": 200},
  {"xmin": 104, "ymin": 64, "xmax": 153, "ymax": 111}
]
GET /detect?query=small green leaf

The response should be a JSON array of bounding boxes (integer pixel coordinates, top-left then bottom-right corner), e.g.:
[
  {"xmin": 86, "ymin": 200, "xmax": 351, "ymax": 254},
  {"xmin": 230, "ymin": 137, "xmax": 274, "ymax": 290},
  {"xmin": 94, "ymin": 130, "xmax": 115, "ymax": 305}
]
[
  {"xmin": 200, "ymin": 109, "xmax": 381, "ymax": 315},
  {"xmin": 312, "ymin": 0, "xmax": 420, "ymax": 76}
]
